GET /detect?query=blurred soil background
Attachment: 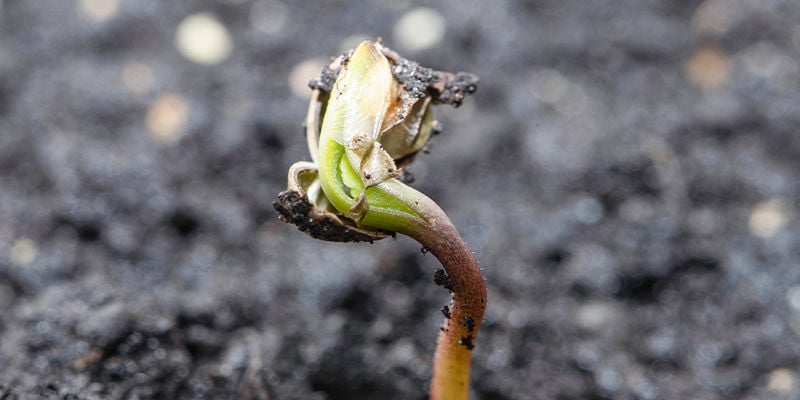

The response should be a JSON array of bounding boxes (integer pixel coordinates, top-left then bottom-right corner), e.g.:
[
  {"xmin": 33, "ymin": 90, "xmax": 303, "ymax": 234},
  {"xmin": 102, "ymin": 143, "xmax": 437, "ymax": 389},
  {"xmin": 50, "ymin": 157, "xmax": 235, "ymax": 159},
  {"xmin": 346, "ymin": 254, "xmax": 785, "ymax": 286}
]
[{"xmin": 2, "ymin": 0, "xmax": 800, "ymax": 399}]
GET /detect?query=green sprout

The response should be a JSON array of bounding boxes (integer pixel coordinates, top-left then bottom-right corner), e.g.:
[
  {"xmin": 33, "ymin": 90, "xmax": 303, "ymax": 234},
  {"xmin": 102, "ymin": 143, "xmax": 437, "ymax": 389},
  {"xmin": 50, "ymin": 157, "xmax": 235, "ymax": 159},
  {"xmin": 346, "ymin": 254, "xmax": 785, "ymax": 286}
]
[{"xmin": 274, "ymin": 40, "xmax": 484, "ymax": 400}]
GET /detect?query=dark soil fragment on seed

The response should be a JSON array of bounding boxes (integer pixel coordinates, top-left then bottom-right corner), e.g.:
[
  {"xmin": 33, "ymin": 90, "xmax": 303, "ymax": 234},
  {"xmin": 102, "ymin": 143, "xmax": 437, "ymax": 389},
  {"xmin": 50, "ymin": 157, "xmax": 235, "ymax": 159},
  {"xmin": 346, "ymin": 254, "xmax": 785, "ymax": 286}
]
[
  {"xmin": 308, "ymin": 64, "xmax": 341, "ymax": 93},
  {"xmin": 273, "ymin": 190, "xmax": 391, "ymax": 243}
]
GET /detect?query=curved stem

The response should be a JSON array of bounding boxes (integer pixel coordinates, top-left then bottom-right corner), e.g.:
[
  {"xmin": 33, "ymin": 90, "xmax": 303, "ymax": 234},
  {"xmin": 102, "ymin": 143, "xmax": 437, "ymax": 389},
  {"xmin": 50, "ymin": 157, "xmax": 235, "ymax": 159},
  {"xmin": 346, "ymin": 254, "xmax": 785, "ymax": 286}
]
[
  {"xmin": 312, "ymin": 40, "xmax": 485, "ymax": 399},
  {"xmin": 397, "ymin": 196, "xmax": 487, "ymax": 400}
]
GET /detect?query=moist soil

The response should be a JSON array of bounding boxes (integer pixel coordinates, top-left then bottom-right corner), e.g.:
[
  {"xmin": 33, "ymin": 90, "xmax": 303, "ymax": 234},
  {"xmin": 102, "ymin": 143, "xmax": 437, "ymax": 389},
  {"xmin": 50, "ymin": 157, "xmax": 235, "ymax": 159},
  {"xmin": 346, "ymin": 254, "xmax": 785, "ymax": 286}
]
[{"xmin": 2, "ymin": 1, "xmax": 800, "ymax": 399}]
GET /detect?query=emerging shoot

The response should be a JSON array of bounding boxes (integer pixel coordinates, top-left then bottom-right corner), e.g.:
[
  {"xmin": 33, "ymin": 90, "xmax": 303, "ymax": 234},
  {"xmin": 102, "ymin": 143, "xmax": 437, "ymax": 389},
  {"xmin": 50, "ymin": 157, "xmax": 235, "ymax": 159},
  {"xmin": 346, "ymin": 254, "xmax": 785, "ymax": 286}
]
[{"xmin": 275, "ymin": 40, "xmax": 484, "ymax": 400}]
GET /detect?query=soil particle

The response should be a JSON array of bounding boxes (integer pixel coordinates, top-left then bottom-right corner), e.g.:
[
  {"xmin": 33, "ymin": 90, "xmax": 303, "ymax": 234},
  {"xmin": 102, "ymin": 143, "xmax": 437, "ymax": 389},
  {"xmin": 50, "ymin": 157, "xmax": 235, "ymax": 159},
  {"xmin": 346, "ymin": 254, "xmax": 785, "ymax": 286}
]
[
  {"xmin": 461, "ymin": 316, "xmax": 476, "ymax": 334},
  {"xmin": 390, "ymin": 58, "xmax": 437, "ymax": 100},
  {"xmin": 433, "ymin": 268, "xmax": 454, "ymax": 291},
  {"xmin": 434, "ymin": 72, "xmax": 479, "ymax": 108},
  {"xmin": 441, "ymin": 305, "xmax": 451, "ymax": 319},
  {"xmin": 381, "ymin": 45, "xmax": 478, "ymax": 108},
  {"xmin": 273, "ymin": 190, "xmax": 390, "ymax": 243},
  {"xmin": 308, "ymin": 63, "xmax": 341, "ymax": 93},
  {"xmin": 459, "ymin": 334, "xmax": 475, "ymax": 350}
]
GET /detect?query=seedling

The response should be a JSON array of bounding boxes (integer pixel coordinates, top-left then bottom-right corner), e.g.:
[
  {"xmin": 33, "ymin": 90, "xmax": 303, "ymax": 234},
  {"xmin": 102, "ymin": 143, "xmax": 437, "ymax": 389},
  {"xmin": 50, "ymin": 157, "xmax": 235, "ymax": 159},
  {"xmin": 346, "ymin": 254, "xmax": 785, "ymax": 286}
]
[{"xmin": 274, "ymin": 40, "xmax": 484, "ymax": 400}]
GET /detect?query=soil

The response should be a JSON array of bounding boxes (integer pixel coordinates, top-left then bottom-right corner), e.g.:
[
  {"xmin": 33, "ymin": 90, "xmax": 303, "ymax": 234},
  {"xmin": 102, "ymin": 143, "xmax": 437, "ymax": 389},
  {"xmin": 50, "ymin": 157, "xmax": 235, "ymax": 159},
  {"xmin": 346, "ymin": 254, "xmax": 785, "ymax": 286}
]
[{"xmin": 2, "ymin": 1, "xmax": 800, "ymax": 399}]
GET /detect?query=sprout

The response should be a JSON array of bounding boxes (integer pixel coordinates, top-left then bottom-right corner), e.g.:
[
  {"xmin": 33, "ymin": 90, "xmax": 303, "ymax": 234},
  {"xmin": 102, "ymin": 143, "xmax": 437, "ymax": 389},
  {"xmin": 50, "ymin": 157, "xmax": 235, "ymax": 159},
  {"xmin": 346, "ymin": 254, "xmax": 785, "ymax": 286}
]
[{"xmin": 275, "ymin": 40, "xmax": 483, "ymax": 400}]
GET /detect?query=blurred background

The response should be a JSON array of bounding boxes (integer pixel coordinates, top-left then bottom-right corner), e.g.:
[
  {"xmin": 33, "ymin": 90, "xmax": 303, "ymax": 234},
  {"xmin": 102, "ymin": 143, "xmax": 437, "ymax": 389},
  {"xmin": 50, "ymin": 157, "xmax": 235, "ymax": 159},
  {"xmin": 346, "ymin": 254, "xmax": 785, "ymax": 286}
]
[{"xmin": 2, "ymin": 0, "xmax": 800, "ymax": 399}]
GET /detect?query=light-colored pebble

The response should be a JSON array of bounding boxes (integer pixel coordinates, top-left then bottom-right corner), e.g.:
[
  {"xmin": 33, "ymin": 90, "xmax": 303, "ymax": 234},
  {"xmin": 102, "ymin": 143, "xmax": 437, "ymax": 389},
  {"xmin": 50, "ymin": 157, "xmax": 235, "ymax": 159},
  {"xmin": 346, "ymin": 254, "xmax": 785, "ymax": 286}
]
[
  {"xmin": 393, "ymin": 7, "xmax": 446, "ymax": 52},
  {"xmin": 749, "ymin": 198, "xmax": 791, "ymax": 238},
  {"xmin": 767, "ymin": 368, "xmax": 796, "ymax": 393},
  {"xmin": 288, "ymin": 58, "xmax": 326, "ymax": 99},
  {"xmin": 10, "ymin": 238, "xmax": 37, "ymax": 267},
  {"xmin": 146, "ymin": 93, "xmax": 189, "ymax": 145},
  {"xmin": 79, "ymin": 0, "xmax": 120, "ymax": 22},
  {"xmin": 685, "ymin": 45, "xmax": 730, "ymax": 89},
  {"xmin": 576, "ymin": 301, "xmax": 621, "ymax": 331},
  {"xmin": 175, "ymin": 13, "xmax": 233, "ymax": 66}
]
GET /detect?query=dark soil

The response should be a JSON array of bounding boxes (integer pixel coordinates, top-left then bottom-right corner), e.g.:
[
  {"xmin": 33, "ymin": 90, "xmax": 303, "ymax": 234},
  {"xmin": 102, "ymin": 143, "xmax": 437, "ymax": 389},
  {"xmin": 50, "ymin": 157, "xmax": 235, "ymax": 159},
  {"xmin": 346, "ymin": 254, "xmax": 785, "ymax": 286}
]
[{"xmin": 2, "ymin": 1, "xmax": 800, "ymax": 399}]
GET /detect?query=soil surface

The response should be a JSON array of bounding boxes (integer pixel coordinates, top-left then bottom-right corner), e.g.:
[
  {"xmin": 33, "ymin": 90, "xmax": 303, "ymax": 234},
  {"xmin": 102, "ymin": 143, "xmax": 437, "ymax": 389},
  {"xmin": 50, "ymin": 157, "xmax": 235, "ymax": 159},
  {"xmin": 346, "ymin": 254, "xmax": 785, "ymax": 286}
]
[{"xmin": 2, "ymin": 1, "xmax": 800, "ymax": 399}]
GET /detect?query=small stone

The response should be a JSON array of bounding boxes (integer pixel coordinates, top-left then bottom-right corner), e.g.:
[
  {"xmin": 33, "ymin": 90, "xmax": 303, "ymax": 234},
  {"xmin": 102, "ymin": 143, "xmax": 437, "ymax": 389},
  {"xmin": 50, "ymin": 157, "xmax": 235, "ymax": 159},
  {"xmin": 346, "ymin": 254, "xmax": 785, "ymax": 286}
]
[
  {"xmin": 175, "ymin": 13, "xmax": 233, "ymax": 66},
  {"xmin": 146, "ymin": 93, "xmax": 189, "ymax": 145},
  {"xmin": 767, "ymin": 368, "xmax": 796, "ymax": 393},
  {"xmin": 73, "ymin": 350, "xmax": 102, "ymax": 371},
  {"xmin": 749, "ymin": 198, "xmax": 792, "ymax": 239},
  {"xmin": 393, "ymin": 8, "xmax": 446, "ymax": 52},
  {"xmin": 78, "ymin": 0, "xmax": 120, "ymax": 22},
  {"xmin": 576, "ymin": 301, "xmax": 621, "ymax": 331},
  {"xmin": 685, "ymin": 45, "xmax": 730, "ymax": 90},
  {"xmin": 289, "ymin": 58, "xmax": 327, "ymax": 99},
  {"xmin": 10, "ymin": 238, "xmax": 37, "ymax": 267}
]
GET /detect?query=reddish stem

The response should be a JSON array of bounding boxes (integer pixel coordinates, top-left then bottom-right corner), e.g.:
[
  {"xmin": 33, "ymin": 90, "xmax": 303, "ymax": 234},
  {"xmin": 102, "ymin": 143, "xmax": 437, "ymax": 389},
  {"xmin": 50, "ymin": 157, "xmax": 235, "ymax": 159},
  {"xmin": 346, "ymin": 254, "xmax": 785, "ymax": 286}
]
[{"xmin": 401, "ymin": 199, "xmax": 487, "ymax": 400}]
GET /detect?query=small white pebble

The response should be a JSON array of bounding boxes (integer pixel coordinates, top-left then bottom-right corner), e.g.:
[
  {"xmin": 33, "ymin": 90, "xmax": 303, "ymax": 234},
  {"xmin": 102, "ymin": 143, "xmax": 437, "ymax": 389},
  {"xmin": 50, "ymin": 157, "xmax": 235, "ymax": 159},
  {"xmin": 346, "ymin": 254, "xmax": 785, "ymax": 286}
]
[
  {"xmin": 749, "ymin": 198, "xmax": 792, "ymax": 239},
  {"xmin": 146, "ymin": 93, "xmax": 189, "ymax": 145},
  {"xmin": 288, "ymin": 58, "xmax": 326, "ymax": 99},
  {"xmin": 79, "ymin": 0, "xmax": 120, "ymax": 22},
  {"xmin": 767, "ymin": 368, "xmax": 796, "ymax": 393},
  {"xmin": 576, "ymin": 301, "xmax": 620, "ymax": 331},
  {"xmin": 10, "ymin": 238, "xmax": 37, "ymax": 267},
  {"xmin": 175, "ymin": 13, "xmax": 233, "ymax": 66},
  {"xmin": 393, "ymin": 7, "xmax": 446, "ymax": 52}
]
